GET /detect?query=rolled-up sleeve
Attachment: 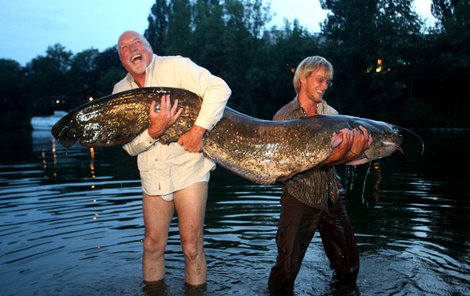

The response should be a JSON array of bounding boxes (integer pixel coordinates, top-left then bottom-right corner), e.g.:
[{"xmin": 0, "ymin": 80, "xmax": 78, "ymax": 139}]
[
  {"xmin": 178, "ymin": 58, "xmax": 232, "ymax": 131},
  {"xmin": 122, "ymin": 131, "xmax": 158, "ymax": 156}
]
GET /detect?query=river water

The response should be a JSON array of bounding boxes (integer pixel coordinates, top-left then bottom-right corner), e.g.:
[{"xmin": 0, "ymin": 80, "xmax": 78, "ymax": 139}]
[{"xmin": 0, "ymin": 129, "xmax": 469, "ymax": 296}]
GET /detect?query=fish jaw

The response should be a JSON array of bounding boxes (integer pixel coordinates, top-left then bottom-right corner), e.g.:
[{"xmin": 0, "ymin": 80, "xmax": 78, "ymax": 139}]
[{"xmin": 348, "ymin": 142, "xmax": 401, "ymax": 165}]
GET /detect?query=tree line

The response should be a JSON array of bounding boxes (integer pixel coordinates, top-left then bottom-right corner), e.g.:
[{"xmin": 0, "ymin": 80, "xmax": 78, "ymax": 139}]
[{"xmin": 0, "ymin": 0, "xmax": 468, "ymax": 129}]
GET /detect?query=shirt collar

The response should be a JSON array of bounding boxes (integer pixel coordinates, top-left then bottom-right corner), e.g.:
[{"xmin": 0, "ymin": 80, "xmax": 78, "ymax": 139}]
[
  {"xmin": 294, "ymin": 95, "xmax": 329, "ymax": 116},
  {"xmin": 292, "ymin": 96, "xmax": 306, "ymax": 117}
]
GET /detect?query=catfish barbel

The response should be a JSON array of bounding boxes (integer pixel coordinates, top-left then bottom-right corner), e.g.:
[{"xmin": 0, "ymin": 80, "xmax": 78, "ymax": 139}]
[{"xmin": 51, "ymin": 87, "xmax": 402, "ymax": 184}]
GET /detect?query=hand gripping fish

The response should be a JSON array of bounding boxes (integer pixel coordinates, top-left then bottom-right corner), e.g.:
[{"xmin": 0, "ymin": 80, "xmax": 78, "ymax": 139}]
[{"xmin": 51, "ymin": 87, "xmax": 403, "ymax": 184}]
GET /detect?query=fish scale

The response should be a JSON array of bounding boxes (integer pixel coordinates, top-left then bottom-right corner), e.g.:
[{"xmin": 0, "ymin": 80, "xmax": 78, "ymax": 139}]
[{"xmin": 52, "ymin": 87, "xmax": 402, "ymax": 184}]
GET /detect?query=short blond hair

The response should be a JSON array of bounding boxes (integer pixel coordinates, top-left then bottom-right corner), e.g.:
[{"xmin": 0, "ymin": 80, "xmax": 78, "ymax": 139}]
[{"xmin": 293, "ymin": 56, "xmax": 333, "ymax": 94}]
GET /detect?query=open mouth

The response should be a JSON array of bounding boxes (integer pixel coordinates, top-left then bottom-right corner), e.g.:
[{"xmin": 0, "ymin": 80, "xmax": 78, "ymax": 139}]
[{"xmin": 130, "ymin": 53, "xmax": 142, "ymax": 63}]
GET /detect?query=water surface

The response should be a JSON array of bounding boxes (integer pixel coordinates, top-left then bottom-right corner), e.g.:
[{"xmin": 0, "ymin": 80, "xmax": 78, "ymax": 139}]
[{"xmin": 0, "ymin": 129, "xmax": 469, "ymax": 295}]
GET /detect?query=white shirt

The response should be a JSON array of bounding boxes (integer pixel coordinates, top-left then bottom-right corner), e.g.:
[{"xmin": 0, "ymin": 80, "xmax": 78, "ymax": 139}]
[{"xmin": 113, "ymin": 55, "xmax": 231, "ymax": 196}]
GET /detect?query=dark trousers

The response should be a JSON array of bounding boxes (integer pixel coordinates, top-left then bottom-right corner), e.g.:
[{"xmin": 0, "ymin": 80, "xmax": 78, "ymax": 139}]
[{"xmin": 268, "ymin": 192, "xmax": 359, "ymax": 295}]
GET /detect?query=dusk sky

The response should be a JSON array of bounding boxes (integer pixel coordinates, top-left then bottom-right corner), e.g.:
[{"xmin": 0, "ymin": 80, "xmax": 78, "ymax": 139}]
[{"xmin": 0, "ymin": 0, "xmax": 434, "ymax": 66}]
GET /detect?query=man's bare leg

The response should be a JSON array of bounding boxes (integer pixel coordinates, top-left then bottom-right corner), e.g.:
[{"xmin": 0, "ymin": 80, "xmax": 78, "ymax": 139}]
[
  {"xmin": 142, "ymin": 193, "xmax": 174, "ymax": 282},
  {"xmin": 174, "ymin": 182, "xmax": 208, "ymax": 286}
]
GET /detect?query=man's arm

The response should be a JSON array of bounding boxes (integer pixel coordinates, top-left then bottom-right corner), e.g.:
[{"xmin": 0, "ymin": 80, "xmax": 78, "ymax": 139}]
[{"xmin": 176, "ymin": 58, "xmax": 232, "ymax": 152}]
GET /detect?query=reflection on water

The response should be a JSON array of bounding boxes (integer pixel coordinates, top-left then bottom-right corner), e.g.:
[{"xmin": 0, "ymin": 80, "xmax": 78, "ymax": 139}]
[{"xmin": 0, "ymin": 129, "xmax": 469, "ymax": 296}]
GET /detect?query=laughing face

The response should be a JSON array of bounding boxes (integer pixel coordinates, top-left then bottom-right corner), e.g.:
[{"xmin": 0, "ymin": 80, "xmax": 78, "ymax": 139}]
[
  {"xmin": 299, "ymin": 67, "xmax": 333, "ymax": 104},
  {"xmin": 118, "ymin": 31, "xmax": 153, "ymax": 78}
]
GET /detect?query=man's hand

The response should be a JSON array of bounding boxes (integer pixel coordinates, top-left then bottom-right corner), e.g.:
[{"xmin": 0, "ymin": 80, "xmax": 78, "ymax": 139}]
[
  {"xmin": 327, "ymin": 126, "xmax": 373, "ymax": 164},
  {"xmin": 328, "ymin": 128, "xmax": 354, "ymax": 163},
  {"xmin": 177, "ymin": 125, "xmax": 206, "ymax": 153},
  {"xmin": 147, "ymin": 95, "xmax": 183, "ymax": 139},
  {"xmin": 344, "ymin": 126, "xmax": 373, "ymax": 162}
]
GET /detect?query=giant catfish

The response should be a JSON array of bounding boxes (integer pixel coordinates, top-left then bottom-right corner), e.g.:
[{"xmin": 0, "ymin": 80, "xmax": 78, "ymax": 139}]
[{"xmin": 51, "ymin": 87, "xmax": 403, "ymax": 184}]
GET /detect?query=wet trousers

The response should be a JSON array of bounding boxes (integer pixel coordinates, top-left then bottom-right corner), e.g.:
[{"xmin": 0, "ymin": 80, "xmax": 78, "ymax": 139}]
[{"xmin": 268, "ymin": 192, "xmax": 359, "ymax": 295}]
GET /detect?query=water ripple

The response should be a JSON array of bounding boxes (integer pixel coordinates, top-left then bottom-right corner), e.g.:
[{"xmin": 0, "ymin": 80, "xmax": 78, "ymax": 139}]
[{"xmin": 1, "ymin": 131, "xmax": 469, "ymax": 295}]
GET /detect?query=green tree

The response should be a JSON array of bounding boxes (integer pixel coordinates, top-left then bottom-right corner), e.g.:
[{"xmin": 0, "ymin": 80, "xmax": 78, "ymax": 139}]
[
  {"xmin": 319, "ymin": 0, "xmax": 380, "ymax": 115},
  {"xmin": 145, "ymin": 0, "xmax": 170, "ymax": 55},
  {"xmin": 266, "ymin": 21, "xmax": 321, "ymax": 115},
  {"xmin": 431, "ymin": 0, "xmax": 470, "ymax": 33},
  {"xmin": 93, "ymin": 47, "xmax": 125, "ymax": 97},
  {"xmin": 2, "ymin": 0, "xmax": 466, "ymax": 129},
  {"xmin": 0, "ymin": 59, "xmax": 26, "ymax": 128},
  {"xmin": 319, "ymin": 0, "xmax": 424, "ymax": 124},
  {"xmin": 23, "ymin": 44, "xmax": 72, "ymax": 115},
  {"xmin": 191, "ymin": 0, "xmax": 227, "ymax": 73},
  {"xmin": 165, "ymin": 0, "xmax": 192, "ymax": 56},
  {"xmin": 220, "ymin": 0, "xmax": 272, "ymax": 116},
  {"xmin": 242, "ymin": 0, "xmax": 271, "ymax": 38},
  {"xmin": 425, "ymin": 0, "xmax": 470, "ymax": 126},
  {"xmin": 67, "ymin": 49, "xmax": 100, "ymax": 108}
]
